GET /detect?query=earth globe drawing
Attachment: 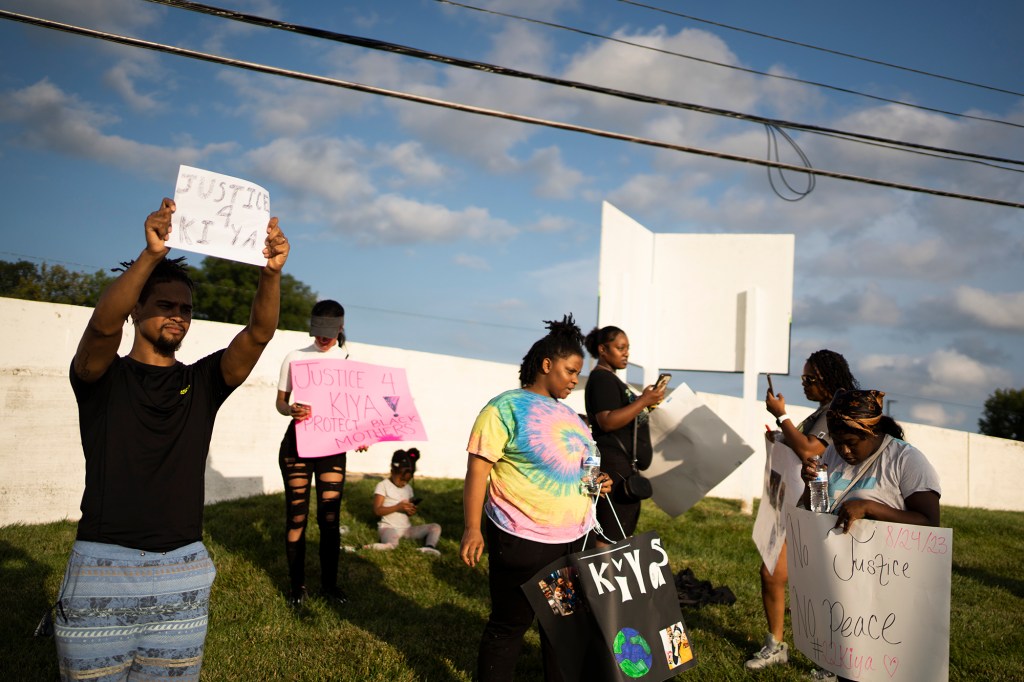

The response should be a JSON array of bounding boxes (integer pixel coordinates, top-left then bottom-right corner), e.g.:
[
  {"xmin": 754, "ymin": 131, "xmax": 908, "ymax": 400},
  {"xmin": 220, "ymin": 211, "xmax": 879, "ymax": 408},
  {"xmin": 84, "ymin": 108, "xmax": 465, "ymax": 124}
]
[{"xmin": 613, "ymin": 627, "xmax": 653, "ymax": 677}]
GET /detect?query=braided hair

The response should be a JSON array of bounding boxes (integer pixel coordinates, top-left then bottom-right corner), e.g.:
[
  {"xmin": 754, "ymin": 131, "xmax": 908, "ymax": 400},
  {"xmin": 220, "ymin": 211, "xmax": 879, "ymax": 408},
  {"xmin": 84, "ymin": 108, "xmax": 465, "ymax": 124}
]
[
  {"xmin": 806, "ymin": 349, "xmax": 859, "ymax": 402},
  {"xmin": 519, "ymin": 314, "xmax": 585, "ymax": 387},
  {"xmin": 114, "ymin": 256, "xmax": 194, "ymax": 305},
  {"xmin": 584, "ymin": 325, "xmax": 625, "ymax": 359}
]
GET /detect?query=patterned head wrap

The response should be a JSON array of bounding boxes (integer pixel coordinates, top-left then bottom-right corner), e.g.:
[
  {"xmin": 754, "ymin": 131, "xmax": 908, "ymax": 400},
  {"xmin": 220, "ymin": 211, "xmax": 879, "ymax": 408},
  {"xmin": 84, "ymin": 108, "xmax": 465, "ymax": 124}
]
[{"xmin": 827, "ymin": 389, "xmax": 885, "ymax": 436}]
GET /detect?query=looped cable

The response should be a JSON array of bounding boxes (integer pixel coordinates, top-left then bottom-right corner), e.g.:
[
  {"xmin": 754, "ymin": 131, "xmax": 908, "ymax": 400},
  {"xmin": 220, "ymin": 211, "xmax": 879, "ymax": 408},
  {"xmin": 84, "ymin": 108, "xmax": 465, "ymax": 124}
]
[{"xmin": 765, "ymin": 124, "xmax": 816, "ymax": 201}]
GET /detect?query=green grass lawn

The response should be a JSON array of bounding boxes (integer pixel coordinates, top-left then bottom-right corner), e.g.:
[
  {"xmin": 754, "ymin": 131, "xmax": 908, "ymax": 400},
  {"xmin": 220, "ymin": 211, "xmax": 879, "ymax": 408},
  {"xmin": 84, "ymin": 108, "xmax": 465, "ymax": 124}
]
[{"xmin": 2, "ymin": 476, "xmax": 1022, "ymax": 681}]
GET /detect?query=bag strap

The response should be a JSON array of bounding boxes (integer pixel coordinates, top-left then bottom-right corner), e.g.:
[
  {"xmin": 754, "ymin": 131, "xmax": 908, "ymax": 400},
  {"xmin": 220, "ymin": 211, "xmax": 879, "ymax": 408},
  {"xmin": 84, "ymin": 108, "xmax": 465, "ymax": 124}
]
[
  {"xmin": 828, "ymin": 435, "xmax": 890, "ymax": 510},
  {"xmin": 608, "ymin": 417, "xmax": 640, "ymax": 474}
]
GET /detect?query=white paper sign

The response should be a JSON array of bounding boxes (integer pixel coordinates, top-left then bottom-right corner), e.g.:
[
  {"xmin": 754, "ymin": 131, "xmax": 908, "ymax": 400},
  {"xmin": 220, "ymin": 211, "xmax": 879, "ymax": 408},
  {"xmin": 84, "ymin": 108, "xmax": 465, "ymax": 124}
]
[
  {"xmin": 752, "ymin": 436, "xmax": 806, "ymax": 572},
  {"xmin": 786, "ymin": 508, "xmax": 952, "ymax": 681},
  {"xmin": 171, "ymin": 165, "xmax": 270, "ymax": 265},
  {"xmin": 644, "ymin": 383, "xmax": 755, "ymax": 517}
]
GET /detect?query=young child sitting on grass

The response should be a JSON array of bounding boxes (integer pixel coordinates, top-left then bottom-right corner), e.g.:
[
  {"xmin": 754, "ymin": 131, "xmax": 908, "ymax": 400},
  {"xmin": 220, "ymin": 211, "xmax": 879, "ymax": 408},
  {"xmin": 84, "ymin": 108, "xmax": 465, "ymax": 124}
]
[{"xmin": 364, "ymin": 448, "xmax": 442, "ymax": 555}]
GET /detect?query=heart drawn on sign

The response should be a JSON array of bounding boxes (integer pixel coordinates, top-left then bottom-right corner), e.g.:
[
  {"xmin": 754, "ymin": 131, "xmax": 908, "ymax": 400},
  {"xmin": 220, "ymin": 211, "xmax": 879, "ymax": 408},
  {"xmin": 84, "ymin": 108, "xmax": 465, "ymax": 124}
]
[{"xmin": 883, "ymin": 655, "xmax": 899, "ymax": 677}]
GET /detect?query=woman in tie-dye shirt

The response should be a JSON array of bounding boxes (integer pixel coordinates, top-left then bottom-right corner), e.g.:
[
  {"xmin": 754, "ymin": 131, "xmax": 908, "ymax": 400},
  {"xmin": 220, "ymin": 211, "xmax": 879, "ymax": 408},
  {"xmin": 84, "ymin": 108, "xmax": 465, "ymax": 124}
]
[{"xmin": 461, "ymin": 314, "xmax": 610, "ymax": 682}]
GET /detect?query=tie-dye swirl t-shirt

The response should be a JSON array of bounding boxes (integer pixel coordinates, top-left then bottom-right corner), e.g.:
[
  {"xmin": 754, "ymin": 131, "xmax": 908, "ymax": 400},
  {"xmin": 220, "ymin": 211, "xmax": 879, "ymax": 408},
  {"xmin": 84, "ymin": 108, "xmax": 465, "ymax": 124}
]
[{"xmin": 468, "ymin": 389, "xmax": 595, "ymax": 543}]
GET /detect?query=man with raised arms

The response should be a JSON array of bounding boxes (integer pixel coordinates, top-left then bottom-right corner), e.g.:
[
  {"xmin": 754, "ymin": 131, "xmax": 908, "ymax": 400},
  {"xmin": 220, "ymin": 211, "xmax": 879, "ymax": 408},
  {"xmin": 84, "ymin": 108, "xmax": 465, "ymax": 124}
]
[{"xmin": 53, "ymin": 197, "xmax": 289, "ymax": 680}]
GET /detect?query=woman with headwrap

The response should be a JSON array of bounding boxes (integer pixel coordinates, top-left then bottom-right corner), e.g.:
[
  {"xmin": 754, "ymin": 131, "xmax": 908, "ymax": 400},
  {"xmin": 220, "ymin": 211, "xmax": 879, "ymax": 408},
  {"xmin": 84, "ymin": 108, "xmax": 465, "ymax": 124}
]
[
  {"xmin": 275, "ymin": 300, "xmax": 350, "ymax": 608},
  {"xmin": 747, "ymin": 350, "xmax": 858, "ymax": 673},
  {"xmin": 798, "ymin": 388, "xmax": 942, "ymax": 682},
  {"xmin": 806, "ymin": 388, "xmax": 942, "ymax": 533}
]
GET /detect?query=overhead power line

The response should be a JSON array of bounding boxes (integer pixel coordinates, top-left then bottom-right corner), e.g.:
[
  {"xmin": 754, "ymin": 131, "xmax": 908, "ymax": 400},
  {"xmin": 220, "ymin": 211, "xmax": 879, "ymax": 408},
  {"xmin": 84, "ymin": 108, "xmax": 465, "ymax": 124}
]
[
  {"xmin": 138, "ymin": 0, "xmax": 1024, "ymax": 171},
  {"xmin": 437, "ymin": 0, "xmax": 1024, "ymax": 130},
  {"xmin": 618, "ymin": 0, "xmax": 1024, "ymax": 99},
  {"xmin": 1, "ymin": 9, "xmax": 1022, "ymax": 210}
]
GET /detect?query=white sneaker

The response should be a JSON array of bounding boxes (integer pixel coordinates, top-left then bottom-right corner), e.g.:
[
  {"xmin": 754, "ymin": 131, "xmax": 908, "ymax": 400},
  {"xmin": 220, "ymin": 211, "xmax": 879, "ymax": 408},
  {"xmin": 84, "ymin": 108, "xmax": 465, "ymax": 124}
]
[
  {"xmin": 806, "ymin": 669, "xmax": 837, "ymax": 681},
  {"xmin": 417, "ymin": 546, "xmax": 441, "ymax": 556},
  {"xmin": 745, "ymin": 633, "xmax": 788, "ymax": 670}
]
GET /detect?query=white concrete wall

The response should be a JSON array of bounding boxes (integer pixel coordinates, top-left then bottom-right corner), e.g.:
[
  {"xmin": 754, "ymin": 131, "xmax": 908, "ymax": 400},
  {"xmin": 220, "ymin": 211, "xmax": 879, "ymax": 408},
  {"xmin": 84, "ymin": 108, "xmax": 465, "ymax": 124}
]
[{"xmin": 2, "ymin": 297, "xmax": 1021, "ymax": 527}]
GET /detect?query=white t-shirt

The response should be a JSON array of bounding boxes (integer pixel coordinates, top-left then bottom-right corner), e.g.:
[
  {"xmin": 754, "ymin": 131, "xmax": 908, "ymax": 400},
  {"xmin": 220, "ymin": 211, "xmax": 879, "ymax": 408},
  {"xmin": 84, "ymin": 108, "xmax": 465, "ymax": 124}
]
[
  {"xmin": 374, "ymin": 478, "xmax": 414, "ymax": 530},
  {"xmin": 277, "ymin": 342, "xmax": 349, "ymax": 393},
  {"xmin": 821, "ymin": 435, "xmax": 942, "ymax": 513}
]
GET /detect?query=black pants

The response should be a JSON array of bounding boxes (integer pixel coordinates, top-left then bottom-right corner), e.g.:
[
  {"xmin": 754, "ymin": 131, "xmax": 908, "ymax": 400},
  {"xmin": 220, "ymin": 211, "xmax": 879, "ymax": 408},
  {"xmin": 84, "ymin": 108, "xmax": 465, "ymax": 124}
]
[
  {"xmin": 478, "ymin": 519, "xmax": 584, "ymax": 682},
  {"xmin": 279, "ymin": 421, "xmax": 346, "ymax": 594}
]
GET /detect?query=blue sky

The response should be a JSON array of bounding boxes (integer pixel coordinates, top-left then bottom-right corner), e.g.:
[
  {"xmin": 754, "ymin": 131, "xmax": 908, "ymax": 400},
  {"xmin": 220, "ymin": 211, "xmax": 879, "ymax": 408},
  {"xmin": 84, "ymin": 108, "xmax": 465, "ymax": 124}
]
[{"xmin": 1, "ymin": 0, "xmax": 1022, "ymax": 431}]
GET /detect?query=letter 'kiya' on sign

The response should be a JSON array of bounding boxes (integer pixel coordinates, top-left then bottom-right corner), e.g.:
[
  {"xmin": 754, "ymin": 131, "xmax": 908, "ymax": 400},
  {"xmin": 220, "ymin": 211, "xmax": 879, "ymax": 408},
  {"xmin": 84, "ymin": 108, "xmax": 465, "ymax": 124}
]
[{"xmin": 172, "ymin": 165, "xmax": 271, "ymax": 266}]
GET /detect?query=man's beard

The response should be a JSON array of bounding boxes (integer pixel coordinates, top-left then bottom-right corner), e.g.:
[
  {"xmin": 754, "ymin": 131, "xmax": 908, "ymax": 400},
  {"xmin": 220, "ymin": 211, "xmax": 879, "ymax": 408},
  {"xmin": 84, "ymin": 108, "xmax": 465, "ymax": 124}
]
[{"xmin": 153, "ymin": 334, "xmax": 182, "ymax": 357}]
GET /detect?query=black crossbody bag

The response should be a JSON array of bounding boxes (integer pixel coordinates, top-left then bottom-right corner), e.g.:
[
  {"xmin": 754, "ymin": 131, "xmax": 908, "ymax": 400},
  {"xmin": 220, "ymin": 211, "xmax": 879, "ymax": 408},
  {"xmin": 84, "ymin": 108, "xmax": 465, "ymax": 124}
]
[{"xmin": 609, "ymin": 416, "xmax": 653, "ymax": 502}]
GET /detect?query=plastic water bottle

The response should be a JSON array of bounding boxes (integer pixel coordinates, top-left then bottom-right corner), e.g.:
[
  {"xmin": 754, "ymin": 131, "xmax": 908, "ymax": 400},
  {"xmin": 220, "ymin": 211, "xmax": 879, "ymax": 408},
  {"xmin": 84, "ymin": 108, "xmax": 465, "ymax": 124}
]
[
  {"xmin": 809, "ymin": 457, "xmax": 830, "ymax": 513},
  {"xmin": 581, "ymin": 443, "xmax": 602, "ymax": 496}
]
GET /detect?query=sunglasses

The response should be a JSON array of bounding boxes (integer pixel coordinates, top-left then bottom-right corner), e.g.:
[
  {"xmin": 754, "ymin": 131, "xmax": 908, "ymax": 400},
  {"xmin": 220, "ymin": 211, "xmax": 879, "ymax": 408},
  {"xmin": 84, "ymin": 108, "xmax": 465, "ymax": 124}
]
[{"xmin": 800, "ymin": 375, "xmax": 820, "ymax": 385}]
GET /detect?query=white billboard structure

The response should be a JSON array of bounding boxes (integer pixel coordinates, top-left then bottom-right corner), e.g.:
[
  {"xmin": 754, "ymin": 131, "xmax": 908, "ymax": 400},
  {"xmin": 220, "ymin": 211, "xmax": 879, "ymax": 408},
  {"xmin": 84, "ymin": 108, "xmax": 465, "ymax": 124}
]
[
  {"xmin": 597, "ymin": 202, "xmax": 795, "ymax": 509},
  {"xmin": 598, "ymin": 201, "xmax": 794, "ymax": 382}
]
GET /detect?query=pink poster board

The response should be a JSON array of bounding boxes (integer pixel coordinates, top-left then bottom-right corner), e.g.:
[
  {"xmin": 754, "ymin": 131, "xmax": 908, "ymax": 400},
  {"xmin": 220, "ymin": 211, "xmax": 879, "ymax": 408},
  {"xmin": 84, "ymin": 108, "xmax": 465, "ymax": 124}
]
[{"xmin": 289, "ymin": 358, "xmax": 427, "ymax": 458}]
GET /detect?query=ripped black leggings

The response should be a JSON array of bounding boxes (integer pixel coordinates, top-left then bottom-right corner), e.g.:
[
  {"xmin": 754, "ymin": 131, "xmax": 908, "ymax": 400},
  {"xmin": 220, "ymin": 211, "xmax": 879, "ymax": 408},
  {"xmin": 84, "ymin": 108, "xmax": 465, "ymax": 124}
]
[{"xmin": 278, "ymin": 421, "xmax": 347, "ymax": 594}]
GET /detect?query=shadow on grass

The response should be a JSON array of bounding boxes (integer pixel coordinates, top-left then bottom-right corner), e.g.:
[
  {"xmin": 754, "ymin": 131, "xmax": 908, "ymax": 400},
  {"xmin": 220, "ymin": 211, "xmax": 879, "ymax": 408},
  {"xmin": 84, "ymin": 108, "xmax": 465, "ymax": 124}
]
[
  {"xmin": 0, "ymin": 538, "xmax": 63, "ymax": 677},
  {"xmin": 952, "ymin": 561, "xmax": 1024, "ymax": 599},
  {"xmin": 203, "ymin": 478, "xmax": 490, "ymax": 680}
]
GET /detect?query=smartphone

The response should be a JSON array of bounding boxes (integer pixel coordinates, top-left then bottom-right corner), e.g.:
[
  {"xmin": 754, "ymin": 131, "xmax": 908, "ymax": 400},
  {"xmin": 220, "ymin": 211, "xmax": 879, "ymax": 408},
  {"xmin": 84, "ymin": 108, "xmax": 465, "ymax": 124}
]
[
  {"xmin": 411, "ymin": 497, "xmax": 423, "ymax": 506},
  {"xmin": 766, "ymin": 374, "xmax": 775, "ymax": 395},
  {"xmin": 654, "ymin": 373, "xmax": 671, "ymax": 391}
]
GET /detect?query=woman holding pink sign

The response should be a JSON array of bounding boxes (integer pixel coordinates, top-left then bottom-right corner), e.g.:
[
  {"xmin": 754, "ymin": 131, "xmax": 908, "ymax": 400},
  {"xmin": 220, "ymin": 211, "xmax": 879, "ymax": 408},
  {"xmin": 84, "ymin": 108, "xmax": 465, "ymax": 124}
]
[{"xmin": 275, "ymin": 299, "xmax": 350, "ymax": 608}]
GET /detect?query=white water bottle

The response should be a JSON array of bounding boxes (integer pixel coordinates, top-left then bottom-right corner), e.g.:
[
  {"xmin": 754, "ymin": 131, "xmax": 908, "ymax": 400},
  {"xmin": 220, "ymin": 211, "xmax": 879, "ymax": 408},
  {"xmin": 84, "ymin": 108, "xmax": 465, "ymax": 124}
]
[
  {"xmin": 581, "ymin": 443, "xmax": 602, "ymax": 496},
  {"xmin": 809, "ymin": 457, "xmax": 830, "ymax": 513}
]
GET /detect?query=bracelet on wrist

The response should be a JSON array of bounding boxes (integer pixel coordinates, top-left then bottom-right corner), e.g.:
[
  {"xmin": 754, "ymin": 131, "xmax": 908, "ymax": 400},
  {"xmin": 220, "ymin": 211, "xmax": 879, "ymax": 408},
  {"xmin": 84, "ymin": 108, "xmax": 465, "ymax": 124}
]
[{"xmin": 775, "ymin": 414, "xmax": 791, "ymax": 426}]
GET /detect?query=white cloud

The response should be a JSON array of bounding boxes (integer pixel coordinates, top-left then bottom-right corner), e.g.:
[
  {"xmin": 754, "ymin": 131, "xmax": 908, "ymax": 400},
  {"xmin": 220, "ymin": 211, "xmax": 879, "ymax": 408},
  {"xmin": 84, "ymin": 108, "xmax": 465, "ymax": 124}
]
[
  {"xmin": 219, "ymin": 70, "xmax": 370, "ymax": 136},
  {"xmin": 908, "ymin": 403, "xmax": 963, "ymax": 428},
  {"xmin": 453, "ymin": 253, "xmax": 490, "ymax": 270},
  {"xmin": 0, "ymin": 80, "xmax": 232, "ymax": 176},
  {"xmin": 244, "ymin": 136, "xmax": 514, "ymax": 244},
  {"xmin": 378, "ymin": 141, "xmax": 447, "ymax": 185},
  {"xmin": 951, "ymin": 287, "xmax": 1024, "ymax": 332},
  {"xmin": 245, "ymin": 136, "xmax": 376, "ymax": 203},
  {"xmin": 528, "ymin": 215, "xmax": 574, "ymax": 233},
  {"xmin": 351, "ymin": 195, "xmax": 516, "ymax": 244},
  {"xmin": 525, "ymin": 146, "xmax": 587, "ymax": 199},
  {"xmin": 796, "ymin": 284, "xmax": 902, "ymax": 330},
  {"xmin": 103, "ymin": 58, "xmax": 161, "ymax": 112},
  {"xmin": 858, "ymin": 348, "xmax": 1012, "ymax": 402},
  {"xmin": 8, "ymin": 0, "xmax": 161, "ymax": 34}
]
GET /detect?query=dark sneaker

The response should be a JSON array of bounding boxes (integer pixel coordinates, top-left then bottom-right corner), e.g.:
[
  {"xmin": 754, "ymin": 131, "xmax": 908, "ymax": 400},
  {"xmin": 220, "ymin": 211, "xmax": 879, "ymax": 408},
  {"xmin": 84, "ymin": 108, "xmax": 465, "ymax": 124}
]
[
  {"xmin": 288, "ymin": 586, "xmax": 307, "ymax": 609},
  {"xmin": 321, "ymin": 586, "xmax": 348, "ymax": 605}
]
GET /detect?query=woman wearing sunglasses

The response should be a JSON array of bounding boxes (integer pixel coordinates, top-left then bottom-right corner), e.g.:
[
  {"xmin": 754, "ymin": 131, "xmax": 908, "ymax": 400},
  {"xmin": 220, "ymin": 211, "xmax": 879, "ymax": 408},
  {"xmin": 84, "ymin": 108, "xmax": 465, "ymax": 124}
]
[{"xmin": 746, "ymin": 350, "xmax": 858, "ymax": 677}]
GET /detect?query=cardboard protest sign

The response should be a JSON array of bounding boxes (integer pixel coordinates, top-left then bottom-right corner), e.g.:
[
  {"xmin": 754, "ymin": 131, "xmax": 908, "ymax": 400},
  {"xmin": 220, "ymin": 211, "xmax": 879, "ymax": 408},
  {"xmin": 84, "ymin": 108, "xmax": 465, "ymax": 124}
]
[
  {"xmin": 785, "ymin": 508, "xmax": 952, "ymax": 681},
  {"xmin": 172, "ymin": 165, "xmax": 271, "ymax": 266},
  {"xmin": 644, "ymin": 384, "xmax": 755, "ymax": 517},
  {"xmin": 752, "ymin": 436, "xmax": 806, "ymax": 572},
  {"xmin": 523, "ymin": 556, "xmax": 611, "ymax": 682},
  {"xmin": 570, "ymin": 531, "xmax": 696, "ymax": 680},
  {"xmin": 289, "ymin": 358, "xmax": 427, "ymax": 458}
]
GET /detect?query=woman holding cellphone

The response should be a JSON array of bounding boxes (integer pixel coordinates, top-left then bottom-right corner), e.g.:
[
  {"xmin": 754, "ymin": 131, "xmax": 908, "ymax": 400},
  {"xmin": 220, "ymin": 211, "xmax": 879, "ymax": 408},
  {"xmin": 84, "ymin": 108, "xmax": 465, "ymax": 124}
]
[
  {"xmin": 583, "ymin": 325, "xmax": 665, "ymax": 544},
  {"xmin": 746, "ymin": 350, "xmax": 858, "ymax": 675}
]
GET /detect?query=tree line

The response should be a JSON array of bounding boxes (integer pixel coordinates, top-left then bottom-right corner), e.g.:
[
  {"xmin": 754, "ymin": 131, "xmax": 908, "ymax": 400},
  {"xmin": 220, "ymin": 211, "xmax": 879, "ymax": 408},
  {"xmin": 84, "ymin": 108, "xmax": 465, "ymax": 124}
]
[
  {"xmin": 0, "ymin": 257, "xmax": 317, "ymax": 332},
  {"xmin": 2, "ymin": 257, "xmax": 1021, "ymax": 441}
]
